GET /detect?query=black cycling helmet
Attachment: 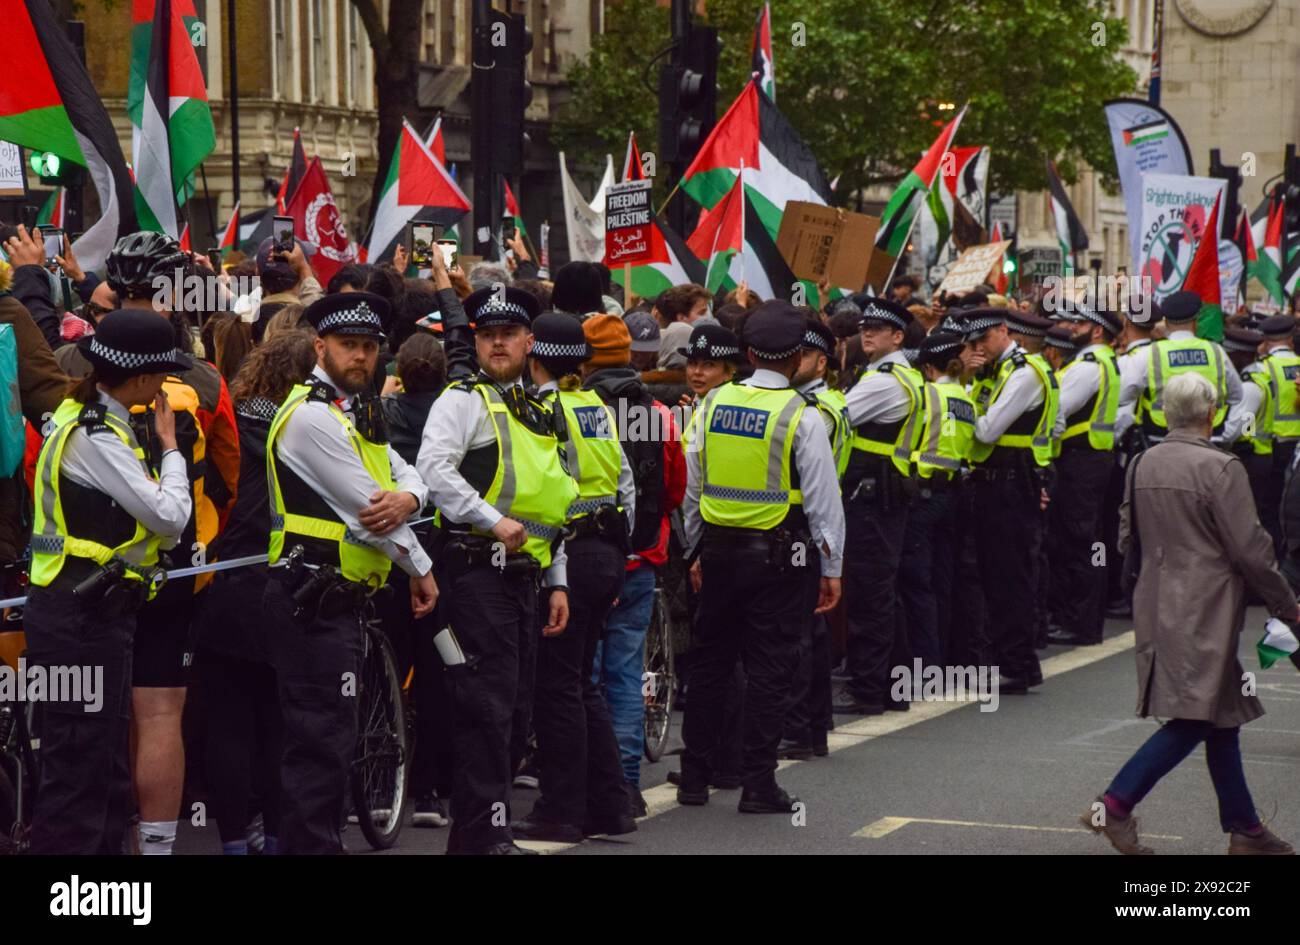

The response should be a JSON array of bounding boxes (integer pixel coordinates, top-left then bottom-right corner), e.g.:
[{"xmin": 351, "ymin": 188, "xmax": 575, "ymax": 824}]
[{"xmin": 105, "ymin": 231, "xmax": 190, "ymax": 300}]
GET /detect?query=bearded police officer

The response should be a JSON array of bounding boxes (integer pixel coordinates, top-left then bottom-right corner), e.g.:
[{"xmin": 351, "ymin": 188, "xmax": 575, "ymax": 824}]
[
  {"xmin": 417, "ymin": 287, "xmax": 578, "ymax": 855},
  {"xmin": 264, "ymin": 292, "xmax": 438, "ymax": 854},
  {"xmin": 835, "ymin": 297, "xmax": 924, "ymax": 714},
  {"xmin": 1257, "ymin": 315, "xmax": 1300, "ymax": 552},
  {"xmin": 678, "ymin": 301, "xmax": 844, "ymax": 813},
  {"xmin": 1045, "ymin": 307, "xmax": 1121, "ymax": 647},
  {"xmin": 960, "ymin": 308, "xmax": 1061, "ymax": 692}
]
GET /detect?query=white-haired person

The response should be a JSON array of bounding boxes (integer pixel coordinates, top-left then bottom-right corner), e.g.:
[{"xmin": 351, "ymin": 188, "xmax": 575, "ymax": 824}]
[{"xmin": 1083, "ymin": 371, "xmax": 1300, "ymax": 855}]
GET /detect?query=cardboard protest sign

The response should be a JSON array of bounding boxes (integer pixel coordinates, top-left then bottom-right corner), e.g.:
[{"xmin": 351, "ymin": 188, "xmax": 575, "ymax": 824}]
[
  {"xmin": 934, "ymin": 240, "xmax": 1011, "ymax": 296},
  {"xmin": 775, "ymin": 201, "xmax": 881, "ymax": 290}
]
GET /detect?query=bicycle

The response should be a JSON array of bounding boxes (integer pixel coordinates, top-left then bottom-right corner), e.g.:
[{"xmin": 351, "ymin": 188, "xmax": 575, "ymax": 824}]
[
  {"xmin": 642, "ymin": 586, "xmax": 677, "ymax": 762},
  {"xmin": 0, "ymin": 563, "xmax": 40, "ymax": 855}
]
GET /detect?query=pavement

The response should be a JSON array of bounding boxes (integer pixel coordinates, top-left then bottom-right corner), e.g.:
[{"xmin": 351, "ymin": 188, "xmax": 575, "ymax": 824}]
[{"xmin": 177, "ymin": 607, "xmax": 1300, "ymax": 855}]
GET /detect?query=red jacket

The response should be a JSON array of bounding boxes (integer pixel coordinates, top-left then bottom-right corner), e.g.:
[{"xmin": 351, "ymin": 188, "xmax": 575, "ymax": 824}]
[{"xmin": 630, "ymin": 401, "xmax": 686, "ymax": 571}]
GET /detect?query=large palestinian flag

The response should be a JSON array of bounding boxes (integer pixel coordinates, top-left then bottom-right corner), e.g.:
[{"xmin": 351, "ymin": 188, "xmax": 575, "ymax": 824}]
[
  {"xmin": 876, "ymin": 107, "xmax": 966, "ymax": 257},
  {"xmin": 128, "ymin": 0, "xmax": 216, "ymax": 237},
  {"xmin": 611, "ymin": 217, "xmax": 705, "ymax": 300},
  {"xmin": 275, "ymin": 128, "xmax": 308, "ymax": 214},
  {"xmin": 0, "ymin": 1, "xmax": 138, "ymax": 271},
  {"xmin": 1047, "ymin": 158, "xmax": 1089, "ymax": 277},
  {"xmin": 1182, "ymin": 191, "xmax": 1223, "ymax": 341},
  {"xmin": 1249, "ymin": 194, "xmax": 1285, "ymax": 305},
  {"xmin": 366, "ymin": 118, "xmax": 470, "ymax": 263},
  {"xmin": 686, "ymin": 166, "xmax": 796, "ymax": 300}
]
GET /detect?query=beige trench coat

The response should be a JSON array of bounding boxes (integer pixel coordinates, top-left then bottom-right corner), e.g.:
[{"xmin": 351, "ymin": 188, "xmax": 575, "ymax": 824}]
[{"xmin": 1118, "ymin": 430, "xmax": 1297, "ymax": 727}]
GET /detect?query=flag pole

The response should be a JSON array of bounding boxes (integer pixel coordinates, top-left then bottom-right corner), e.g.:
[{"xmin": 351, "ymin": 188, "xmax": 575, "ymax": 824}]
[
  {"xmin": 623, "ymin": 262, "xmax": 633, "ymax": 306},
  {"xmin": 656, "ymin": 178, "xmax": 684, "ymax": 218},
  {"xmin": 738, "ymin": 158, "xmax": 746, "ymax": 289}
]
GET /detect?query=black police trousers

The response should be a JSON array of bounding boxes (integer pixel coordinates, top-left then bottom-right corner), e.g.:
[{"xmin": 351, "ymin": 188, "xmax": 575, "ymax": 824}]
[
  {"xmin": 530, "ymin": 535, "xmax": 629, "ymax": 828},
  {"xmin": 1048, "ymin": 448, "xmax": 1113, "ymax": 643},
  {"xmin": 898, "ymin": 488, "xmax": 955, "ymax": 669},
  {"xmin": 682, "ymin": 534, "xmax": 805, "ymax": 792},
  {"xmin": 23, "ymin": 583, "xmax": 134, "ymax": 854},
  {"xmin": 785, "ymin": 554, "xmax": 831, "ymax": 747},
  {"xmin": 843, "ymin": 492, "xmax": 910, "ymax": 706},
  {"xmin": 972, "ymin": 469, "xmax": 1043, "ymax": 683},
  {"xmin": 1266, "ymin": 440, "xmax": 1297, "ymax": 557},
  {"xmin": 440, "ymin": 562, "xmax": 538, "ymax": 854},
  {"xmin": 265, "ymin": 578, "xmax": 363, "ymax": 855}
]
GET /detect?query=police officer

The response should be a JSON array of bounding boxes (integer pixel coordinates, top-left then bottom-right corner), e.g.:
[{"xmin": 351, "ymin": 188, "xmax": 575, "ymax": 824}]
[
  {"xmin": 1118, "ymin": 289, "xmax": 1245, "ymax": 448},
  {"xmin": 1045, "ymin": 307, "xmax": 1121, "ymax": 647},
  {"xmin": 959, "ymin": 308, "xmax": 1060, "ymax": 692},
  {"xmin": 901, "ymin": 332, "xmax": 974, "ymax": 670},
  {"xmin": 1005, "ymin": 310, "xmax": 1054, "ymax": 355},
  {"xmin": 1257, "ymin": 315, "xmax": 1300, "ymax": 552},
  {"xmin": 511, "ymin": 312, "xmax": 637, "ymax": 842},
  {"xmin": 264, "ymin": 292, "xmax": 438, "ymax": 855},
  {"xmin": 678, "ymin": 301, "xmax": 844, "ymax": 813},
  {"xmin": 781, "ymin": 316, "xmax": 847, "ymax": 759},
  {"xmin": 835, "ymin": 297, "xmax": 924, "ymax": 714},
  {"xmin": 24, "ymin": 309, "xmax": 193, "ymax": 854},
  {"xmin": 416, "ymin": 287, "xmax": 577, "ymax": 855},
  {"xmin": 1224, "ymin": 327, "xmax": 1273, "ymax": 516},
  {"xmin": 1113, "ymin": 296, "xmax": 1158, "ymax": 446}
]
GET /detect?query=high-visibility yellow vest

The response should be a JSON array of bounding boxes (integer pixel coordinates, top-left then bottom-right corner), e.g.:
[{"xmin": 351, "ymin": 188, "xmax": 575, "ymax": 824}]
[
  {"xmin": 1141, "ymin": 337, "xmax": 1228, "ymax": 432},
  {"xmin": 30, "ymin": 397, "xmax": 165, "ymax": 595},
  {"xmin": 1261, "ymin": 348, "xmax": 1300, "ymax": 441},
  {"xmin": 267, "ymin": 383, "xmax": 396, "ymax": 586},
  {"xmin": 809, "ymin": 384, "xmax": 850, "ymax": 480},
  {"xmin": 553, "ymin": 387, "xmax": 623, "ymax": 519},
  {"xmin": 914, "ymin": 381, "xmax": 975, "ymax": 479},
  {"xmin": 1061, "ymin": 348, "xmax": 1120, "ymax": 451},
  {"xmin": 849, "ymin": 361, "xmax": 924, "ymax": 477},
  {"xmin": 438, "ymin": 381, "xmax": 577, "ymax": 568},
  {"xmin": 1242, "ymin": 367, "xmax": 1274, "ymax": 456},
  {"xmin": 694, "ymin": 382, "xmax": 807, "ymax": 531},
  {"xmin": 969, "ymin": 350, "xmax": 1060, "ymax": 467}
]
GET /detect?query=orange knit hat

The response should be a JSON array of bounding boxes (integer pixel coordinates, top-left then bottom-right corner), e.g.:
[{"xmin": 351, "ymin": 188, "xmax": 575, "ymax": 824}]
[{"xmin": 583, "ymin": 314, "xmax": 632, "ymax": 367}]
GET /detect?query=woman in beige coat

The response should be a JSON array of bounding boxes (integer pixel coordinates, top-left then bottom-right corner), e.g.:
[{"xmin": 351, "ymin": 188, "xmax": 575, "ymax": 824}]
[{"xmin": 1082, "ymin": 371, "xmax": 1300, "ymax": 855}]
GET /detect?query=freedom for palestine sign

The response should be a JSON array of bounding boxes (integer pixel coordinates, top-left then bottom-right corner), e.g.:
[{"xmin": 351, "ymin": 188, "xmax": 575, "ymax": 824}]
[{"xmin": 605, "ymin": 179, "xmax": 654, "ymax": 267}]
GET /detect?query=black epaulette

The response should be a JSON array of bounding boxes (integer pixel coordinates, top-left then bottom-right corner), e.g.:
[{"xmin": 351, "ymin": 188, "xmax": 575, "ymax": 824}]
[
  {"xmin": 794, "ymin": 388, "xmax": 819, "ymax": 408},
  {"xmin": 77, "ymin": 402, "xmax": 110, "ymax": 433},
  {"xmin": 875, "ymin": 362, "xmax": 896, "ymax": 374},
  {"xmin": 444, "ymin": 378, "xmax": 478, "ymax": 395},
  {"xmin": 1083, "ymin": 352, "xmax": 1098, "ymax": 363},
  {"xmin": 1011, "ymin": 352, "xmax": 1028, "ymax": 368},
  {"xmin": 304, "ymin": 379, "xmax": 335, "ymax": 404}
]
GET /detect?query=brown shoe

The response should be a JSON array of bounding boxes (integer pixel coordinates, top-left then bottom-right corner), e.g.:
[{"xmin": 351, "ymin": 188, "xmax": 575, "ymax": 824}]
[
  {"xmin": 1079, "ymin": 796, "xmax": 1154, "ymax": 855},
  {"xmin": 1228, "ymin": 825, "xmax": 1295, "ymax": 855}
]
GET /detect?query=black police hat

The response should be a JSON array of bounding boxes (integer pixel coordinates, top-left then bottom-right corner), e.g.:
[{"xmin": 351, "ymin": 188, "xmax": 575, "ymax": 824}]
[
  {"xmin": 1161, "ymin": 290, "xmax": 1202, "ymax": 323},
  {"xmin": 302, "ymin": 291, "xmax": 389, "ymax": 339},
  {"xmin": 1260, "ymin": 314, "xmax": 1296, "ymax": 339},
  {"xmin": 858, "ymin": 296, "xmax": 913, "ymax": 331},
  {"xmin": 1044, "ymin": 324, "xmax": 1079, "ymax": 351},
  {"xmin": 78, "ymin": 308, "xmax": 193, "ymax": 377},
  {"xmin": 1223, "ymin": 327, "xmax": 1264, "ymax": 353},
  {"xmin": 1078, "ymin": 305, "xmax": 1123, "ymax": 336},
  {"xmin": 679, "ymin": 322, "xmax": 743, "ymax": 363},
  {"xmin": 956, "ymin": 307, "xmax": 1007, "ymax": 342},
  {"xmin": 801, "ymin": 316, "xmax": 837, "ymax": 358},
  {"xmin": 1004, "ymin": 310, "xmax": 1053, "ymax": 337},
  {"xmin": 741, "ymin": 301, "xmax": 805, "ymax": 360},
  {"xmin": 916, "ymin": 331, "xmax": 963, "ymax": 370},
  {"xmin": 530, "ymin": 311, "xmax": 592, "ymax": 373},
  {"xmin": 464, "ymin": 285, "xmax": 542, "ymax": 329}
]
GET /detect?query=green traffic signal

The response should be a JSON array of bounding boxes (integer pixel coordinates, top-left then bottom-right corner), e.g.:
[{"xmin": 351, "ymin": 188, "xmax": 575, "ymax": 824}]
[
  {"xmin": 29, "ymin": 151, "xmax": 61, "ymax": 177},
  {"xmin": 1002, "ymin": 257, "xmax": 1017, "ymax": 274}
]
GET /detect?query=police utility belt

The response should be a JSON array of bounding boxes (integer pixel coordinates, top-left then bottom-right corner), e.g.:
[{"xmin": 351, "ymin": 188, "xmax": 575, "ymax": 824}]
[
  {"xmin": 566, "ymin": 503, "xmax": 631, "ymax": 554},
  {"xmin": 702, "ymin": 521, "xmax": 812, "ymax": 576},
  {"xmin": 845, "ymin": 460, "xmax": 915, "ymax": 510},
  {"xmin": 272, "ymin": 544, "xmax": 376, "ymax": 624},
  {"xmin": 64, "ymin": 556, "xmax": 167, "ymax": 619},
  {"xmin": 437, "ymin": 530, "xmax": 541, "ymax": 581}
]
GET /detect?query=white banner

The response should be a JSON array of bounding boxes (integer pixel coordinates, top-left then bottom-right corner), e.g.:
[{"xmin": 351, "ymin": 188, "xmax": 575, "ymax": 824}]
[
  {"xmin": 1138, "ymin": 173, "xmax": 1225, "ymax": 303},
  {"xmin": 559, "ymin": 152, "xmax": 614, "ymax": 263}
]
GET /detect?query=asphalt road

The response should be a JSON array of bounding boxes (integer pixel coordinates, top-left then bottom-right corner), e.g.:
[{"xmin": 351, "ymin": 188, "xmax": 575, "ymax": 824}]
[{"xmin": 176, "ymin": 608, "xmax": 1300, "ymax": 855}]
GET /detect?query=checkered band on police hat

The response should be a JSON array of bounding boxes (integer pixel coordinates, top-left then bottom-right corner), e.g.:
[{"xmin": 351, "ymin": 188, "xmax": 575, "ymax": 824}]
[
  {"xmin": 532, "ymin": 339, "xmax": 590, "ymax": 359},
  {"xmin": 1044, "ymin": 328, "xmax": 1078, "ymax": 350},
  {"xmin": 475, "ymin": 299, "xmax": 532, "ymax": 324},
  {"xmin": 315, "ymin": 303, "xmax": 385, "ymax": 336},
  {"xmin": 1078, "ymin": 306, "xmax": 1122, "ymax": 335},
  {"xmin": 860, "ymin": 302, "xmax": 907, "ymax": 330},
  {"xmin": 803, "ymin": 328, "xmax": 833, "ymax": 356},
  {"xmin": 1004, "ymin": 313, "xmax": 1047, "ymax": 337},
  {"xmin": 86, "ymin": 337, "xmax": 183, "ymax": 370},
  {"xmin": 959, "ymin": 312, "xmax": 1005, "ymax": 340},
  {"xmin": 689, "ymin": 333, "xmax": 741, "ymax": 359}
]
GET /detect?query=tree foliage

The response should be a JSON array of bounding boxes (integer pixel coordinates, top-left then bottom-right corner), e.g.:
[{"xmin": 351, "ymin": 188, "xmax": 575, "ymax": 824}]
[{"xmin": 554, "ymin": 0, "xmax": 1137, "ymax": 199}]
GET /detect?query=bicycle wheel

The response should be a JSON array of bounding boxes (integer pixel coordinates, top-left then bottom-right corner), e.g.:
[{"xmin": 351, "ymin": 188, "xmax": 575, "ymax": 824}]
[
  {"xmin": 350, "ymin": 626, "xmax": 410, "ymax": 850},
  {"xmin": 643, "ymin": 589, "xmax": 676, "ymax": 762}
]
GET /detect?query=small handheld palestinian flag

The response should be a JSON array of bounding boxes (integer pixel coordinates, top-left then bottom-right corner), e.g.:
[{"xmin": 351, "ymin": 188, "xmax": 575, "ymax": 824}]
[
  {"xmin": 276, "ymin": 128, "xmax": 308, "ymax": 214},
  {"xmin": 1181, "ymin": 191, "xmax": 1223, "ymax": 341},
  {"xmin": 217, "ymin": 201, "xmax": 240, "ymax": 255},
  {"xmin": 875, "ymin": 107, "xmax": 966, "ymax": 258},
  {"xmin": 1258, "ymin": 617, "xmax": 1300, "ymax": 669}
]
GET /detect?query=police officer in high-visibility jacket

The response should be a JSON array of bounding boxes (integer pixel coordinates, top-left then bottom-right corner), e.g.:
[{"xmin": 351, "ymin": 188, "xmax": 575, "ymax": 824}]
[
  {"xmin": 1256, "ymin": 315, "xmax": 1300, "ymax": 553},
  {"xmin": 835, "ymin": 297, "xmax": 924, "ymax": 714},
  {"xmin": 958, "ymin": 308, "xmax": 1061, "ymax": 693},
  {"xmin": 899, "ymin": 331, "xmax": 974, "ymax": 670},
  {"xmin": 781, "ymin": 316, "xmax": 848, "ymax": 759},
  {"xmin": 1224, "ymin": 327, "xmax": 1273, "ymax": 518},
  {"xmin": 511, "ymin": 312, "xmax": 637, "ymax": 843},
  {"xmin": 417, "ymin": 287, "xmax": 577, "ymax": 855},
  {"xmin": 1045, "ymin": 307, "xmax": 1121, "ymax": 648},
  {"xmin": 264, "ymin": 292, "xmax": 438, "ymax": 855},
  {"xmin": 679, "ymin": 301, "xmax": 844, "ymax": 814},
  {"xmin": 24, "ymin": 310, "xmax": 192, "ymax": 854},
  {"xmin": 1119, "ymin": 290, "xmax": 1245, "ymax": 448}
]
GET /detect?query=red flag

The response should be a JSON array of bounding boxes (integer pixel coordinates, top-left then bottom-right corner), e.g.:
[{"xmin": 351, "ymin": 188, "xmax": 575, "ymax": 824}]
[
  {"xmin": 178, "ymin": 222, "xmax": 190, "ymax": 251},
  {"xmin": 1182, "ymin": 192, "xmax": 1223, "ymax": 341},
  {"xmin": 286, "ymin": 157, "xmax": 358, "ymax": 286},
  {"xmin": 621, "ymin": 132, "xmax": 645, "ymax": 182},
  {"xmin": 218, "ymin": 200, "xmax": 239, "ymax": 251},
  {"xmin": 990, "ymin": 220, "xmax": 1008, "ymax": 295}
]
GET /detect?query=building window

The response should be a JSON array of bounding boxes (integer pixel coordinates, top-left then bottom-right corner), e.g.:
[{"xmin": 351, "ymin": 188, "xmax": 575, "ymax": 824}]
[
  {"xmin": 440, "ymin": 0, "xmax": 457, "ymax": 64},
  {"xmin": 273, "ymin": 0, "xmax": 292, "ymax": 98},
  {"xmin": 309, "ymin": 0, "xmax": 328, "ymax": 103}
]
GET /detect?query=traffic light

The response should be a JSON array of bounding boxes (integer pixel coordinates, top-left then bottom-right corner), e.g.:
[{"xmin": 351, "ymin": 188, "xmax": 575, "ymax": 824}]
[
  {"xmin": 660, "ymin": 19, "xmax": 720, "ymax": 236},
  {"xmin": 28, "ymin": 150, "xmax": 82, "ymax": 187},
  {"xmin": 471, "ymin": 3, "xmax": 532, "ymax": 258}
]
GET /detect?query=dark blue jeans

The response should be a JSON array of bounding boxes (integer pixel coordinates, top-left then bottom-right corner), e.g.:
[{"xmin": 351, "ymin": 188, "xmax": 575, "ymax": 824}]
[{"xmin": 1107, "ymin": 719, "xmax": 1259, "ymax": 833}]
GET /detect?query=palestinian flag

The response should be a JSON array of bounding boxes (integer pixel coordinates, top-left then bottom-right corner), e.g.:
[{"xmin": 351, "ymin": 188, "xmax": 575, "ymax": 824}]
[
  {"xmin": 128, "ymin": 0, "xmax": 216, "ymax": 237},
  {"xmin": 424, "ymin": 116, "xmax": 445, "ymax": 164},
  {"xmin": 622, "ymin": 131, "xmax": 645, "ymax": 182},
  {"xmin": 1048, "ymin": 158, "xmax": 1088, "ymax": 277},
  {"xmin": 920, "ymin": 145, "xmax": 988, "ymax": 263},
  {"xmin": 687, "ymin": 169, "xmax": 744, "ymax": 292},
  {"xmin": 366, "ymin": 118, "xmax": 470, "ymax": 263},
  {"xmin": 178, "ymin": 222, "xmax": 190, "ymax": 251},
  {"xmin": 217, "ymin": 201, "xmax": 239, "ymax": 254},
  {"xmin": 875, "ymin": 107, "xmax": 966, "ymax": 257},
  {"xmin": 1258, "ymin": 617, "xmax": 1300, "ymax": 669},
  {"xmin": 36, "ymin": 188, "xmax": 65, "ymax": 228},
  {"xmin": 504, "ymin": 177, "xmax": 526, "ymax": 237},
  {"xmin": 686, "ymin": 166, "xmax": 797, "ymax": 300},
  {"xmin": 0, "ymin": 0, "xmax": 138, "ymax": 271},
  {"xmin": 611, "ymin": 217, "xmax": 706, "ymax": 300},
  {"xmin": 1182, "ymin": 191, "xmax": 1223, "ymax": 341},
  {"xmin": 1251, "ymin": 195, "xmax": 1285, "ymax": 305},
  {"xmin": 990, "ymin": 220, "xmax": 1009, "ymax": 295},
  {"xmin": 276, "ymin": 128, "xmax": 308, "ymax": 214},
  {"xmin": 1283, "ymin": 241, "xmax": 1300, "ymax": 301},
  {"xmin": 751, "ymin": 2, "xmax": 775, "ymax": 103},
  {"xmin": 1122, "ymin": 119, "xmax": 1169, "ymax": 147}
]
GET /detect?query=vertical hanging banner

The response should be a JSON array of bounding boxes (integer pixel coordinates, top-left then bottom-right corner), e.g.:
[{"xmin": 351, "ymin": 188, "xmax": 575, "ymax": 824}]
[
  {"xmin": 1103, "ymin": 98, "xmax": 1193, "ymax": 274},
  {"xmin": 604, "ymin": 178, "xmax": 654, "ymax": 267},
  {"xmin": 1137, "ymin": 173, "xmax": 1225, "ymax": 303}
]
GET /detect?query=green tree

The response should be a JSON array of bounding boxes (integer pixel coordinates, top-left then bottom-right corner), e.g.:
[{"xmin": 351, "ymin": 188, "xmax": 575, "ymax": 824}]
[{"xmin": 554, "ymin": 0, "xmax": 1137, "ymax": 201}]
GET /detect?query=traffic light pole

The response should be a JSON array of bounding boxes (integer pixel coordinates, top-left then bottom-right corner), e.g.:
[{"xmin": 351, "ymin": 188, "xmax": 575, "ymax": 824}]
[{"xmin": 471, "ymin": 0, "xmax": 499, "ymax": 261}]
